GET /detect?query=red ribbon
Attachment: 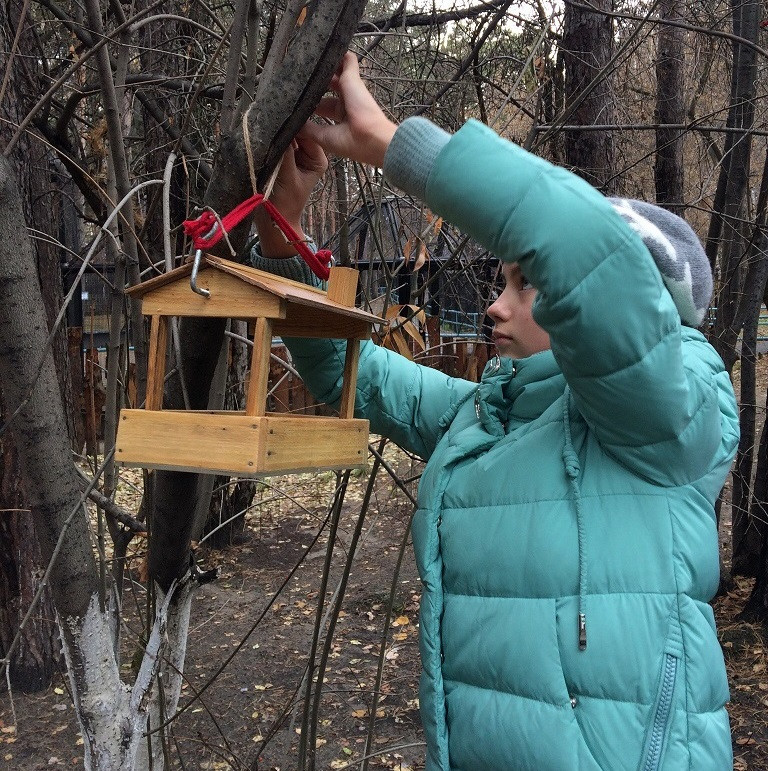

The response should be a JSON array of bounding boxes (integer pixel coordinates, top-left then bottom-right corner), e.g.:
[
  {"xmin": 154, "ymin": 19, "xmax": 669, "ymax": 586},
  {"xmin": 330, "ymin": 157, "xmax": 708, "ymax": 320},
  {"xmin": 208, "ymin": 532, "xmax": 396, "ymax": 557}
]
[{"xmin": 182, "ymin": 193, "xmax": 332, "ymax": 281}]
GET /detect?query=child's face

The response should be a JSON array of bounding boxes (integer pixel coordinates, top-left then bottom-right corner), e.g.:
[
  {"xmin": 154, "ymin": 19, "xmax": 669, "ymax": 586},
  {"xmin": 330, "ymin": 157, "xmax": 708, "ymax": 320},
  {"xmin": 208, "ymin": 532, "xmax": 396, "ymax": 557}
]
[{"xmin": 487, "ymin": 263, "xmax": 550, "ymax": 359}]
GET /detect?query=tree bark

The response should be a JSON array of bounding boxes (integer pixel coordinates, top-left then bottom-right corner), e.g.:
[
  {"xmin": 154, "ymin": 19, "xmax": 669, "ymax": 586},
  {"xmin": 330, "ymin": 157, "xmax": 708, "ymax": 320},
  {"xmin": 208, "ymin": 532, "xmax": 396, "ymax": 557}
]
[
  {"xmin": 731, "ymin": 296, "xmax": 762, "ymax": 577},
  {"xmin": 654, "ymin": 0, "xmax": 685, "ymax": 212},
  {"xmin": 0, "ymin": 153, "xmax": 197, "ymax": 770},
  {"xmin": 0, "ymin": 0, "xmax": 69, "ymax": 691},
  {"xmin": 741, "ymin": 377, "xmax": 768, "ymax": 620},
  {"xmin": 0, "ymin": 411, "xmax": 59, "ymax": 692},
  {"xmin": 561, "ymin": 0, "xmax": 615, "ymax": 191},
  {"xmin": 706, "ymin": 0, "xmax": 760, "ymax": 371}
]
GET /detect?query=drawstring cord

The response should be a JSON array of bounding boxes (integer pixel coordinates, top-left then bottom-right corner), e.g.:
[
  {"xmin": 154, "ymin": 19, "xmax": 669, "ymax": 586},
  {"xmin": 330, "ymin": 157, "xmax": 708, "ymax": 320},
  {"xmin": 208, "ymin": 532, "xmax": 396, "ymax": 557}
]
[{"xmin": 562, "ymin": 387, "xmax": 587, "ymax": 651}]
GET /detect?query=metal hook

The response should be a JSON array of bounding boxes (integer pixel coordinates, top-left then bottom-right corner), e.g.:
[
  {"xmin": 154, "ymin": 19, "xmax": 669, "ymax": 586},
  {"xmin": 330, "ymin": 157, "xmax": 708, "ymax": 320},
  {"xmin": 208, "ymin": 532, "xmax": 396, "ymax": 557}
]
[
  {"xmin": 189, "ymin": 222, "xmax": 217, "ymax": 298},
  {"xmin": 190, "ymin": 249, "xmax": 210, "ymax": 297}
]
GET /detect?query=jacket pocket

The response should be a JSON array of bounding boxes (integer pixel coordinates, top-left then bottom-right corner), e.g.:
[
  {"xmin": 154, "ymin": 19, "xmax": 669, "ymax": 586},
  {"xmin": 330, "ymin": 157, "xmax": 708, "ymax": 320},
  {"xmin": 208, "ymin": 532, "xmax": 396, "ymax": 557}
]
[{"xmin": 638, "ymin": 651, "xmax": 679, "ymax": 771}]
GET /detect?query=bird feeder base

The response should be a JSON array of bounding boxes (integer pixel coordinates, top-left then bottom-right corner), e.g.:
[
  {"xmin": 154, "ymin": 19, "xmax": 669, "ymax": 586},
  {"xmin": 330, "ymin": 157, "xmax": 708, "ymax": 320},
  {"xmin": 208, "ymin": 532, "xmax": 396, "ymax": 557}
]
[{"xmin": 116, "ymin": 409, "xmax": 369, "ymax": 476}]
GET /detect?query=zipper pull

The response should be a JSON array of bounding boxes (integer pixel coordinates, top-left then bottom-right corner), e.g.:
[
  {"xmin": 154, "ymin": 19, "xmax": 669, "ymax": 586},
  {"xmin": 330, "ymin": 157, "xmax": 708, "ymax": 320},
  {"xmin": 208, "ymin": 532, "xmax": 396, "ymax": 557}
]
[{"xmin": 578, "ymin": 613, "xmax": 587, "ymax": 651}]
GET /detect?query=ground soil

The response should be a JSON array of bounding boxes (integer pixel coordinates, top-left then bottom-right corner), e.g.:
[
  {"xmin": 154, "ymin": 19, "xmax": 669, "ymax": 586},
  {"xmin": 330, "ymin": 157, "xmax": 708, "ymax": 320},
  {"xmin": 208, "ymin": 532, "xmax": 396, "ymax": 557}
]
[{"xmin": 2, "ymin": 382, "xmax": 768, "ymax": 769}]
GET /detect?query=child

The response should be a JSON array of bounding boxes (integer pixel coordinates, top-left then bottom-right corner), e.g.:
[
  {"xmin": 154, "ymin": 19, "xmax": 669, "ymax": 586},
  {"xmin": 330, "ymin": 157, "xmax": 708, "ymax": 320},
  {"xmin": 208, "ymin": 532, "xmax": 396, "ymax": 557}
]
[{"xmin": 251, "ymin": 52, "xmax": 739, "ymax": 771}]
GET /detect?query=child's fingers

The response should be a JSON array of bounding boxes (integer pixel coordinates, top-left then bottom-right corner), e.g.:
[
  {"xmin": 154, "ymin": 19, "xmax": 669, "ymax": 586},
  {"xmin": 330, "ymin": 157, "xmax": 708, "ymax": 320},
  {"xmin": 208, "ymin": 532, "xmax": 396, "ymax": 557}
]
[
  {"xmin": 294, "ymin": 136, "xmax": 328, "ymax": 174},
  {"xmin": 313, "ymin": 96, "xmax": 344, "ymax": 122}
]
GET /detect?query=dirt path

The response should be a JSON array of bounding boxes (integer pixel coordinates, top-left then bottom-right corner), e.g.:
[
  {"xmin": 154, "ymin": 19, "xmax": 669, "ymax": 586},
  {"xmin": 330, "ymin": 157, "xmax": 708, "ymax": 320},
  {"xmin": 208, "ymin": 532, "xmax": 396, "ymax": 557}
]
[{"xmin": 1, "ymin": 451, "xmax": 768, "ymax": 769}]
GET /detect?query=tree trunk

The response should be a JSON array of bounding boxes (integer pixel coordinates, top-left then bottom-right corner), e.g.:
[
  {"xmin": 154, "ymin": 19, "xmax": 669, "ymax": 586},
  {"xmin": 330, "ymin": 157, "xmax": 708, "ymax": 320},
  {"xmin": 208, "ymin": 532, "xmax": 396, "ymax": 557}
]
[
  {"xmin": 706, "ymin": 0, "xmax": 760, "ymax": 371},
  {"xmin": 741, "ymin": 379, "xmax": 768, "ymax": 621},
  {"xmin": 561, "ymin": 0, "xmax": 615, "ymax": 191},
  {"xmin": 654, "ymin": 0, "xmax": 685, "ymax": 213},
  {"xmin": 0, "ymin": 153, "xmax": 199, "ymax": 770},
  {"xmin": 200, "ymin": 323, "xmax": 256, "ymax": 548},
  {"xmin": 0, "ymin": 0, "xmax": 71, "ymax": 691},
  {"xmin": 149, "ymin": 0, "xmax": 369, "ymax": 593},
  {"xmin": 0, "ymin": 412, "xmax": 60, "ymax": 692},
  {"xmin": 731, "ymin": 298, "xmax": 762, "ymax": 576}
]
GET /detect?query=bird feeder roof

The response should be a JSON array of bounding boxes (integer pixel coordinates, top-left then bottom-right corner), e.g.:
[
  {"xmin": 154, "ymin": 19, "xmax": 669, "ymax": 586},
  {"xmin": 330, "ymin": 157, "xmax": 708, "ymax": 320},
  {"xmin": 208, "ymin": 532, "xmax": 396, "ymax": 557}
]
[{"xmin": 125, "ymin": 255, "xmax": 381, "ymax": 339}]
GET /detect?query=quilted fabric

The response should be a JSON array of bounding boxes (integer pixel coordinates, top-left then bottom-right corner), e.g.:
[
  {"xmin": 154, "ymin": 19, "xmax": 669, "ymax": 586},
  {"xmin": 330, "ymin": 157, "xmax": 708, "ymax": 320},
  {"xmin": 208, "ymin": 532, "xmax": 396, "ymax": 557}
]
[{"xmin": 261, "ymin": 121, "xmax": 739, "ymax": 770}]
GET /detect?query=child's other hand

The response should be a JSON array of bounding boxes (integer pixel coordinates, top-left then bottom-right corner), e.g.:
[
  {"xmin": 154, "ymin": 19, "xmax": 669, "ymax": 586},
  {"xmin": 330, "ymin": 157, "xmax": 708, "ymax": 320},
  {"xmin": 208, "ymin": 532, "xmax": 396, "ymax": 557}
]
[
  {"xmin": 255, "ymin": 135, "xmax": 327, "ymax": 257},
  {"xmin": 301, "ymin": 52, "xmax": 397, "ymax": 168},
  {"xmin": 267, "ymin": 135, "xmax": 328, "ymax": 225}
]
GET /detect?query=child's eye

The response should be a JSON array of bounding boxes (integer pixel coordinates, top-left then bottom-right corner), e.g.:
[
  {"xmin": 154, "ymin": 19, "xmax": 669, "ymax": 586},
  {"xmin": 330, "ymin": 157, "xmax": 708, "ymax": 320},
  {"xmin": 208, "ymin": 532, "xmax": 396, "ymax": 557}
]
[{"xmin": 521, "ymin": 275, "xmax": 533, "ymax": 290}]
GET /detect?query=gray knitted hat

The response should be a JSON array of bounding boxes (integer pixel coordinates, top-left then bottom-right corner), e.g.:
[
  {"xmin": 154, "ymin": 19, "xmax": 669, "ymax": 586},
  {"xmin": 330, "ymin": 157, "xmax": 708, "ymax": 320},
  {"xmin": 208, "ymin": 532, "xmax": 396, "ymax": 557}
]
[{"xmin": 609, "ymin": 198, "xmax": 712, "ymax": 327}]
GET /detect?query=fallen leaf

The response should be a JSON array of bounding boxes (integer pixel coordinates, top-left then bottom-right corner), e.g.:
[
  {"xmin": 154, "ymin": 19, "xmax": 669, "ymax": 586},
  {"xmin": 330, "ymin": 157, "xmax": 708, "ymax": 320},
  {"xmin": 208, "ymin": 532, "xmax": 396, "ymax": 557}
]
[{"xmin": 413, "ymin": 241, "xmax": 427, "ymax": 271}]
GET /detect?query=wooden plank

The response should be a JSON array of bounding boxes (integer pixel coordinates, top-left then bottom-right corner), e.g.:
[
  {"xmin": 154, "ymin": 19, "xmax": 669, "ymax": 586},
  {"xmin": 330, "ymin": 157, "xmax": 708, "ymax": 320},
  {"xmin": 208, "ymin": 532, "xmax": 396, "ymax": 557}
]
[
  {"xmin": 124, "ymin": 261, "xmax": 193, "ymax": 297},
  {"xmin": 116, "ymin": 410, "xmax": 266, "ymax": 474},
  {"xmin": 145, "ymin": 315, "xmax": 168, "ymax": 410},
  {"xmin": 246, "ymin": 317, "xmax": 272, "ymax": 416},
  {"xmin": 84, "ymin": 347, "xmax": 104, "ymax": 454},
  {"xmin": 206, "ymin": 257, "xmax": 380, "ymax": 322},
  {"xmin": 425, "ymin": 315, "xmax": 443, "ymax": 370},
  {"xmin": 115, "ymin": 410, "xmax": 368, "ymax": 475},
  {"xmin": 260, "ymin": 415, "xmax": 368, "ymax": 473},
  {"xmin": 338, "ymin": 338, "xmax": 360, "ymax": 419},
  {"xmin": 129, "ymin": 257, "xmax": 381, "ymax": 324},
  {"xmin": 140, "ymin": 270, "xmax": 287, "ymax": 319},
  {"xmin": 273, "ymin": 308, "xmax": 372, "ymax": 340},
  {"xmin": 326, "ymin": 267, "xmax": 359, "ymax": 307}
]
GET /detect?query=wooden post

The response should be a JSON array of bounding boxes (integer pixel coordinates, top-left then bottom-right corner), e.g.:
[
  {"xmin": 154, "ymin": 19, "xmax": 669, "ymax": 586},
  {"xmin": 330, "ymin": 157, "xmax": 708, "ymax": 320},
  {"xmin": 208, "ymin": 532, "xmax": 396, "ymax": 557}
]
[
  {"xmin": 338, "ymin": 338, "xmax": 360, "ymax": 419},
  {"xmin": 246, "ymin": 317, "xmax": 273, "ymax": 416},
  {"xmin": 326, "ymin": 266, "xmax": 358, "ymax": 307},
  {"xmin": 145, "ymin": 315, "xmax": 168, "ymax": 411}
]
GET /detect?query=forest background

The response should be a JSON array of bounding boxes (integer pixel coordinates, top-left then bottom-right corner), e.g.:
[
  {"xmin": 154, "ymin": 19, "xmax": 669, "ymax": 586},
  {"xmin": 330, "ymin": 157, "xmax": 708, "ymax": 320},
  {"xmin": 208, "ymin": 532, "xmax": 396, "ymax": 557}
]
[{"xmin": 1, "ymin": 0, "xmax": 768, "ymax": 768}]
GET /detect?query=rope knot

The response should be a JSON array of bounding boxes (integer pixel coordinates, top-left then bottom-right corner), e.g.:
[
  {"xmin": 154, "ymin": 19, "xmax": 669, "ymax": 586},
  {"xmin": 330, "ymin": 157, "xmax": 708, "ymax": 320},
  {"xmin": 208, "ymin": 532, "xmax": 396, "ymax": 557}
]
[
  {"xmin": 562, "ymin": 447, "xmax": 580, "ymax": 479},
  {"xmin": 182, "ymin": 194, "xmax": 332, "ymax": 281}
]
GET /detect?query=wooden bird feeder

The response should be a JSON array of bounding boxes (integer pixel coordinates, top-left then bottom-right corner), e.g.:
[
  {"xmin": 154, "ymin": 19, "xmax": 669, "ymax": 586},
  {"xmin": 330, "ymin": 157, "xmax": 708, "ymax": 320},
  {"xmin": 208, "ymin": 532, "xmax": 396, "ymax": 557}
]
[{"xmin": 115, "ymin": 255, "xmax": 380, "ymax": 476}]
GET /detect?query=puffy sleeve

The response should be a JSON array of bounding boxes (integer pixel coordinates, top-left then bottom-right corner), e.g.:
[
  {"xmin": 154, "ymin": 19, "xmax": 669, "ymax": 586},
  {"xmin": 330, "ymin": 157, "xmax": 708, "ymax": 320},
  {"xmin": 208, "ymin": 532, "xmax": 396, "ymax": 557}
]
[{"xmin": 421, "ymin": 119, "xmax": 738, "ymax": 485}]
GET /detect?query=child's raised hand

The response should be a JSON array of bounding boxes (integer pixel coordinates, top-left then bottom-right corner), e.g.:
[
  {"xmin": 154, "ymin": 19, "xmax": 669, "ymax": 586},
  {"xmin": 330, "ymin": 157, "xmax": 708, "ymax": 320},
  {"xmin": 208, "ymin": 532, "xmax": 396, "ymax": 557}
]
[{"xmin": 301, "ymin": 52, "xmax": 397, "ymax": 167}]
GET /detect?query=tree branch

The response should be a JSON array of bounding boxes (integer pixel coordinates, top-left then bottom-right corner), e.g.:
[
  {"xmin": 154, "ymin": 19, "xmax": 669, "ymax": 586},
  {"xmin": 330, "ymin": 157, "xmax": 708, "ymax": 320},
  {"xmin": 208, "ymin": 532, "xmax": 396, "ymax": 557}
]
[
  {"xmin": 75, "ymin": 469, "xmax": 146, "ymax": 533},
  {"xmin": 564, "ymin": 0, "xmax": 768, "ymax": 60},
  {"xmin": 361, "ymin": 0, "xmax": 514, "ymax": 32}
]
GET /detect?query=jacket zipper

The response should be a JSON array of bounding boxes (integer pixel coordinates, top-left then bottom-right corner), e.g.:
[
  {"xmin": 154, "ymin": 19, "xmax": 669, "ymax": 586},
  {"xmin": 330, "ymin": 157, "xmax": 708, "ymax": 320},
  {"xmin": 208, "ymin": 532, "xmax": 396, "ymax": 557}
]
[{"xmin": 642, "ymin": 653, "xmax": 677, "ymax": 771}]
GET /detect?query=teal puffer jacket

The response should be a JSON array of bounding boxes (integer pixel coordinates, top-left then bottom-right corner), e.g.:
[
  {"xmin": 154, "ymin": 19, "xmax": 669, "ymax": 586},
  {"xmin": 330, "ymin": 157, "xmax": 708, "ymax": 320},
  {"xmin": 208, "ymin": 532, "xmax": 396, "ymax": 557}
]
[{"xmin": 274, "ymin": 121, "xmax": 739, "ymax": 770}]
